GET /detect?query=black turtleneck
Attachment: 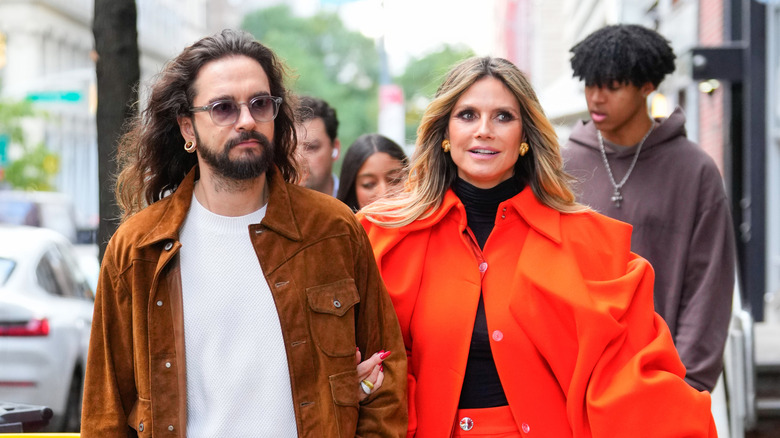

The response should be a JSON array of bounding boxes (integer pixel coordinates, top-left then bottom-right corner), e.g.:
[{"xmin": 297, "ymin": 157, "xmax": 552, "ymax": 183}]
[{"xmin": 453, "ymin": 176, "xmax": 523, "ymax": 409}]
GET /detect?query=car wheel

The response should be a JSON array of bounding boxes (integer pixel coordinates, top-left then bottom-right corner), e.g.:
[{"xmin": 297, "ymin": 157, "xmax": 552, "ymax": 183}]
[{"xmin": 60, "ymin": 367, "xmax": 84, "ymax": 432}]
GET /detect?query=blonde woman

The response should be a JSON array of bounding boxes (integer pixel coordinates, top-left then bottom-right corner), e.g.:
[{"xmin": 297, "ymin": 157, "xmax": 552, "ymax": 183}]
[{"xmin": 359, "ymin": 57, "xmax": 716, "ymax": 437}]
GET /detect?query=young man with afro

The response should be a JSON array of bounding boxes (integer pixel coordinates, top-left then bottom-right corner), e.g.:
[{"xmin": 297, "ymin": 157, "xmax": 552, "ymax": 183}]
[{"xmin": 562, "ymin": 24, "xmax": 737, "ymax": 393}]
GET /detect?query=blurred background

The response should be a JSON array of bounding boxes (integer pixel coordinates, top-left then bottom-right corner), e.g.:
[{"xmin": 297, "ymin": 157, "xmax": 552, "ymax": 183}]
[{"xmin": 0, "ymin": 0, "xmax": 779, "ymax": 436}]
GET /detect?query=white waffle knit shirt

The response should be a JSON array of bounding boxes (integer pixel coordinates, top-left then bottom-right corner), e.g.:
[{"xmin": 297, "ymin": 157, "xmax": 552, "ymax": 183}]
[{"xmin": 179, "ymin": 193, "xmax": 297, "ymax": 438}]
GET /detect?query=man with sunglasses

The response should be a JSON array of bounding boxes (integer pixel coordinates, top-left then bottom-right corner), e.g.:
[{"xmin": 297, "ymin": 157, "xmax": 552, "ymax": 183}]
[{"xmin": 81, "ymin": 29, "xmax": 406, "ymax": 437}]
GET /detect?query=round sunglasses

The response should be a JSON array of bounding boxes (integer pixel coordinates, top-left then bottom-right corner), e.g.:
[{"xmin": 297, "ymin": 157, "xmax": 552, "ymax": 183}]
[{"xmin": 190, "ymin": 96, "xmax": 283, "ymax": 126}]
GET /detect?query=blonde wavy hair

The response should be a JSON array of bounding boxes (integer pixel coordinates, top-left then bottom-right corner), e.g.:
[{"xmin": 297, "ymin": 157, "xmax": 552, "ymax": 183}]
[{"xmin": 362, "ymin": 56, "xmax": 585, "ymax": 227}]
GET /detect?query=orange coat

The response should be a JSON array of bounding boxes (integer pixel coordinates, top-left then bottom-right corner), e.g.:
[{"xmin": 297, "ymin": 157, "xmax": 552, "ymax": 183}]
[{"xmin": 360, "ymin": 188, "xmax": 716, "ymax": 437}]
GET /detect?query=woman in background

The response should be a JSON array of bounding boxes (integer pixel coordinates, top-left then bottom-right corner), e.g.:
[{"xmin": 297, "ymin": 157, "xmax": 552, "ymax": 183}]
[
  {"xmin": 359, "ymin": 56, "xmax": 716, "ymax": 437},
  {"xmin": 337, "ymin": 133, "xmax": 408, "ymax": 211}
]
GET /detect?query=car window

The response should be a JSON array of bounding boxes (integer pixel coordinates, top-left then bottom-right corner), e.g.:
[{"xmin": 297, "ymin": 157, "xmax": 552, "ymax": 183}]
[
  {"xmin": 43, "ymin": 248, "xmax": 81, "ymax": 299},
  {"xmin": 56, "ymin": 242, "xmax": 94, "ymax": 300},
  {"xmin": 36, "ymin": 254, "xmax": 64, "ymax": 296},
  {"xmin": 0, "ymin": 257, "xmax": 15, "ymax": 286}
]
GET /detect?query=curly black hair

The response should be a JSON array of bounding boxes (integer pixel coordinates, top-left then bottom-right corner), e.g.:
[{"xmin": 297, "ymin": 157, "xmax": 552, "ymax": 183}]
[{"xmin": 570, "ymin": 24, "xmax": 676, "ymax": 88}]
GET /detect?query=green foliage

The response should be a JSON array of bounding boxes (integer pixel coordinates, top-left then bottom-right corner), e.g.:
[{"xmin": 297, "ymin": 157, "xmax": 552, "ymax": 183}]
[
  {"xmin": 394, "ymin": 46, "xmax": 475, "ymax": 143},
  {"xmin": 242, "ymin": 5, "xmax": 475, "ymax": 157},
  {"xmin": 4, "ymin": 142, "xmax": 59, "ymax": 191},
  {"xmin": 243, "ymin": 5, "xmax": 380, "ymax": 159},
  {"xmin": 0, "ymin": 98, "xmax": 59, "ymax": 190},
  {"xmin": 0, "ymin": 98, "xmax": 35, "ymax": 144}
]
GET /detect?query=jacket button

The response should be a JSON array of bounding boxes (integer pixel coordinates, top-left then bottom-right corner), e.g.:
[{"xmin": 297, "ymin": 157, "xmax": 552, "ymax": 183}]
[
  {"xmin": 459, "ymin": 416, "xmax": 474, "ymax": 431},
  {"xmin": 522, "ymin": 422, "xmax": 530, "ymax": 433},
  {"xmin": 492, "ymin": 330, "xmax": 504, "ymax": 341},
  {"xmin": 333, "ymin": 299, "xmax": 342, "ymax": 308},
  {"xmin": 165, "ymin": 362, "xmax": 171, "ymax": 368},
  {"xmin": 156, "ymin": 300, "xmax": 163, "ymax": 307},
  {"xmin": 168, "ymin": 425, "xmax": 175, "ymax": 431},
  {"xmin": 139, "ymin": 422, "xmax": 144, "ymax": 431},
  {"xmin": 478, "ymin": 262, "xmax": 488, "ymax": 273},
  {"xmin": 164, "ymin": 242, "xmax": 173, "ymax": 251}
]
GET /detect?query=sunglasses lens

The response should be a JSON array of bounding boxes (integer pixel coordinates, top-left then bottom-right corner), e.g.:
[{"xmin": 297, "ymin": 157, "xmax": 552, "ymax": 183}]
[
  {"xmin": 249, "ymin": 97, "xmax": 277, "ymax": 122},
  {"xmin": 210, "ymin": 101, "xmax": 239, "ymax": 125}
]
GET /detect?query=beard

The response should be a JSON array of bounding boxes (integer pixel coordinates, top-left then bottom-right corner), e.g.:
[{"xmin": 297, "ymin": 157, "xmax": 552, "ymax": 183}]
[{"xmin": 194, "ymin": 128, "xmax": 275, "ymax": 181}]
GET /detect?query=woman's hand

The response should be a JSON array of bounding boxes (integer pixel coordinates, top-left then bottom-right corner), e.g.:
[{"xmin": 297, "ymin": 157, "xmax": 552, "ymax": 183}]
[{"xmin": 356, "ymin": 348, "xmax": 391, "ymax": 401}]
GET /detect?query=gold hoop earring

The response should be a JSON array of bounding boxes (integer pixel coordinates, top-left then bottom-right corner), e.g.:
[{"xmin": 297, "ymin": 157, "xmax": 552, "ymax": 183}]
[
  {"xmin": 442, "ymin": 139, "xmax": 451, "ymax": 153},
  {"xmin": 184, "ymin": 141, "xmax": 196, "ymax": 153},
  {"xmin": 519, "ymin": 142, "xmax": 529, "ymax": 157}
]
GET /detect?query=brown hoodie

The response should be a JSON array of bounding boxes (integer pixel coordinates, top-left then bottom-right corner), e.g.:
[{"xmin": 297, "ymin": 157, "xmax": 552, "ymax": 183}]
[{"xmin": 562, "ymin": 107, "xmax": 736, "ymax": 392}]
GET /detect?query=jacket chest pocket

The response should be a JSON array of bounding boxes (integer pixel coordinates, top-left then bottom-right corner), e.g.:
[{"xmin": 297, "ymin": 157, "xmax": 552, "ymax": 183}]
[{"xmin": 306, "ymin": 279, "xmax": 360, "ymax": 357}]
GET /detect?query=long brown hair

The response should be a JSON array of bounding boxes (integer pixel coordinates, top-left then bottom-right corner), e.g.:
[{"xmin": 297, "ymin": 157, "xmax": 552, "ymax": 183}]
[
  {"xmin": 115, "ymin": 29, "xmax": 298, "ymax": 221},
  {"xmin": 362, "ymin": 56, "xmax": 585, "ymax": 227}
]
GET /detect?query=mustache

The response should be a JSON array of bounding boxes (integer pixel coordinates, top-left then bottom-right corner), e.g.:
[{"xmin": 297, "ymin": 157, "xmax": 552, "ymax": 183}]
[{"xmin": 224, "ymin": 131, "xmax": 272, "ymax": 151}]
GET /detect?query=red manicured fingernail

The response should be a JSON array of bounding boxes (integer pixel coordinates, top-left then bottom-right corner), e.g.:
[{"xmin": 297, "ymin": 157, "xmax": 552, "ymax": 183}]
[
  {"xmin": 379, "ymin": 351, "xmax": 391, "ymax": 360},
  {"xmin": 380, "ymin": 365, "xmax": 384, "ymax": 372}
]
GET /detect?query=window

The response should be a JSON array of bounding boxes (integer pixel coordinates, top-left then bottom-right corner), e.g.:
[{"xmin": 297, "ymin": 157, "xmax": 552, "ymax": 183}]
[
  {"xmin": 36, "ymin": 254, "xmax": 63, "ymax": 296},
  {"xmin": 0, "ymin": 257, "xmax": 15, "ymax": 286}
]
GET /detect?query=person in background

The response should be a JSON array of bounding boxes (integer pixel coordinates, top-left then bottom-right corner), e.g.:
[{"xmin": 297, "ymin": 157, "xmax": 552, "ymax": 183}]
[
  {"xmin": 359, "ymin": 56, "xmax": 717, "ymax": 437},
  {"xmin": 295, "ymin": 96, "xmax": 341, "ymax": 196},
  {"xmin": 81, "ymin": 29, "xmax": 406, "ymax": 437},
  {"xmin": 563, "ymin": 24, "xmax": 736, "ymax": 393},
  {"xmin": 337, "ymin": 133, "xmax": 408, "ymax": 212}
]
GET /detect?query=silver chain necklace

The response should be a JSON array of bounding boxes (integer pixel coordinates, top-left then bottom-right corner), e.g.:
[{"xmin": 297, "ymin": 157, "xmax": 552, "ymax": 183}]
[{"xmin": 597, "ymin": 125, "xmax": 653, "ymax": 208}]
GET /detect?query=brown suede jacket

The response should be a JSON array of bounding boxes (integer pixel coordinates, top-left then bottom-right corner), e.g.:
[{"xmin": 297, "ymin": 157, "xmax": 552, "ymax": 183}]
[{"xmin": 81, "ymin": 166, "xmax": 407, "ymax": 437}]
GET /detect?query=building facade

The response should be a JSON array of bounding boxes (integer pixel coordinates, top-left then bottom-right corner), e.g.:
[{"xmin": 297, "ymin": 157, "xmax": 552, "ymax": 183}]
[{"xmin": 0, "ymin": 0, "xmax": 223, "ymax": 228}]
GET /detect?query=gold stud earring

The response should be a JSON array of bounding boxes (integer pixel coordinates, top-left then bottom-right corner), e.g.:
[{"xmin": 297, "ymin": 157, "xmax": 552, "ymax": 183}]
[
  {"xmin": 519, "ymin": 142, "xmax": 529, "ymax": 157},
  {"xmin": 184, "ymin": 141, "xmax": 196, "ymax": 153},
  {"xmin": 442, "ymin": 139, "xmax": 451, "ymax": 153}
]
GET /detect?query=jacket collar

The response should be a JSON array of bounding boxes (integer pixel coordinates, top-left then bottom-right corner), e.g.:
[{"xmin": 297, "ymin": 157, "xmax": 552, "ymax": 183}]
[
  {"xmin": 137, "ymin": 167, "xmax": 198, "ymax": 248},
  {"xmin": 508, "ymin": 187, "xmax": 561, "ymax": 244},
  {"xmin": 137, "ymin": 165, "xmax": 302, "ymax": 248},
  {"xmin": 260, "ymin": 166, "xmax": 303, "ymax": 242},
  {"xmin": 411, "ymin": 186, "xmax": 562, "ymax": 244}
]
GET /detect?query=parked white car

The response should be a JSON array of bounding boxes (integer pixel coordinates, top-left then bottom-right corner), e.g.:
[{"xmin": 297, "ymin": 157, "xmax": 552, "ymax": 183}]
[{"xmin": 0, "ymin": 225, "xmax": 94, "ymax": 432}]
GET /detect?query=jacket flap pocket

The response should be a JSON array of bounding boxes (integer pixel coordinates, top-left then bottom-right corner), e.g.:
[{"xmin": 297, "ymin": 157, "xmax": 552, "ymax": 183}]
[
  {"xmin": 306, "ymin": 279, "xmax": 359, "ymax": 317},
  {"xmin": 329, "ymin": 369, "xmax": 360, "ymax": 407},
  {"xmin": 127, "ymin": 397, "xmax": 152, "ymax": 436}
]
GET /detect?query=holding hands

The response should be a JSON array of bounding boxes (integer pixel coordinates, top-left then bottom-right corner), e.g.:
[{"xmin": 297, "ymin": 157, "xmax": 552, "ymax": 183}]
[{"xmin": 356, "ymin": 348, "xmax": 391, "ymax": 401}]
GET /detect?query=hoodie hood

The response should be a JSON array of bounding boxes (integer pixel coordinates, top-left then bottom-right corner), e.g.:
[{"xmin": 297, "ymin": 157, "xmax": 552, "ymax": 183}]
[{"xmin": 567, "ymin": 106, "xmax": 689, "ymax": 158}]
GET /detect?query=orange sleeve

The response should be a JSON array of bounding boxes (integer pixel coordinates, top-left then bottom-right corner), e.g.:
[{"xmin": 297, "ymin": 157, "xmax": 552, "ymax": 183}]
[{"xmin": 576, "ymin": 256, "xmax": 717, "ymax": 437}]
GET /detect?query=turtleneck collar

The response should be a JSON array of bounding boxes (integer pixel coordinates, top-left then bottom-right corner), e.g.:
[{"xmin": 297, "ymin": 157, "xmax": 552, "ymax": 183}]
[{"xmin": 453, "ymin": 176, "xmax": 524, "ymax": 248}]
